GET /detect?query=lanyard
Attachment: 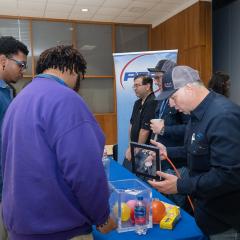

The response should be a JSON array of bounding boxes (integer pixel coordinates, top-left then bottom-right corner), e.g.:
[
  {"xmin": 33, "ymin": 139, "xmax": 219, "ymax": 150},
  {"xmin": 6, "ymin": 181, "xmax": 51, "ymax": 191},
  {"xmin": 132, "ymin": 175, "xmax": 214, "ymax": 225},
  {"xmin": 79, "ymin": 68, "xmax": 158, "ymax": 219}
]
[
  {"xmin": 158, "ymin": 99, "xmax": 168, "ymax": 118},
  {"xmin": 36, "ymin": 74, "xmax": 68, "ymax": 87}
]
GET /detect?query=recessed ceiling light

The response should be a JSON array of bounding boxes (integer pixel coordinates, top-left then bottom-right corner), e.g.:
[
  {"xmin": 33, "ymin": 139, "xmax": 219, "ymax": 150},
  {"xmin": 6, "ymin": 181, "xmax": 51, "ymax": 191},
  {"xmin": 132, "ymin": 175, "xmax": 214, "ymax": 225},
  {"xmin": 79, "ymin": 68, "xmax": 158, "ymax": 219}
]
[{"xmin": 81, "ymin": 8, "xmax": 89, "ymax": 12}]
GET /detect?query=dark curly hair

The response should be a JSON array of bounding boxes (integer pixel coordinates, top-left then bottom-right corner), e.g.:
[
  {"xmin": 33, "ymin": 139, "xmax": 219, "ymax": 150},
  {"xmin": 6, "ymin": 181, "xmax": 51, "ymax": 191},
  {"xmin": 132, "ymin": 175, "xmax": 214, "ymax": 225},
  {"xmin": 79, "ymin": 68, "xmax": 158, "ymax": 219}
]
[
  {"xmin": 208, "ymin": 71, "xmax": 230, "ymax": 97},
  {"xmin": 0, "ymin": 36, "xmax": 29, "ymax": 57},
  {"xmin": 36, "ymin": 45, "xmax": 86, "ymax": 80}
]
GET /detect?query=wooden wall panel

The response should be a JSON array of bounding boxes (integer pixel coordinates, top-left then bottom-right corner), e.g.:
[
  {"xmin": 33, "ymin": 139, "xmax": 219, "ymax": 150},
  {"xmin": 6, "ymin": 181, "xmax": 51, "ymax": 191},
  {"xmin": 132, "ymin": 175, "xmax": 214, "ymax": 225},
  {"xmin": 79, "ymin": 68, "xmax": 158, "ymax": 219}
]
[
  {"xmin": 152, "ymin": 25, "xmax": 165, "ymax": 49},
  {"xmin": 95, "ymin": 113, "xmax": 117, "ymax": 145},
  {"xmin": 164, "ymin": 17, "xmax": 180, "ymax": 49},
  {"xmin": 203, "ymin": 2, "xmax": 212, "ymax": 84},
  {"xmin": 187, "ymin": 3, "xmax": 201, "ymax": 48},
  {"xmin": 151, "ymin": 1, "xmax": 212, "ymax": 85}
]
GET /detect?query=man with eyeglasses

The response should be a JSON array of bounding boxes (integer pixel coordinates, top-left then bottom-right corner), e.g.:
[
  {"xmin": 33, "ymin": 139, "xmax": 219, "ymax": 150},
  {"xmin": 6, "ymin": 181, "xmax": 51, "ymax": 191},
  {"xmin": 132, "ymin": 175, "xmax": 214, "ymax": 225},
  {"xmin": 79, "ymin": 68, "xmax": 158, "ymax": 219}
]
[
  {"xmin": 147, "ymin": 60, "xmax": 190, "ymax": 210},
  {"xmin": 0, "ymin": 36, "xmax": 29, "ymax": 240},
  {"xmin": 149, "ymin": 66, "xmax": 240, "ymax": 239},
  {"xmin": 123, "ymin": 75, "xmax": 157, "ymax": 171}
]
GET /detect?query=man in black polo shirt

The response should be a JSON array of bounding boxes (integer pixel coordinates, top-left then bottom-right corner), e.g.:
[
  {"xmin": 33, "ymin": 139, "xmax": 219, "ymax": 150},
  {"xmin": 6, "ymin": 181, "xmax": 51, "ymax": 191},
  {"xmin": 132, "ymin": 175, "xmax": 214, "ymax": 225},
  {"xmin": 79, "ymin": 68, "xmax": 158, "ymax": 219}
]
[
  {"xmin": 149, "ymin": 65, "xmax": 240, "ymax": 239},
  {"xmin": 123, "ymin": 75, "xmax": 157, "ymax": 171}
]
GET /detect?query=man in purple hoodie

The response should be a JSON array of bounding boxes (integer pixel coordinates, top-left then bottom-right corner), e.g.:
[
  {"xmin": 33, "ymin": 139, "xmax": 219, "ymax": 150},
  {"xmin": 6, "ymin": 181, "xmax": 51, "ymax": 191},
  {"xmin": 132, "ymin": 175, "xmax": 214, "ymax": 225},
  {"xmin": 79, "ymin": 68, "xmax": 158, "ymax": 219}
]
[{"xmin": 1, "ymin": 45, "xmax": 116, "ymax": 240}]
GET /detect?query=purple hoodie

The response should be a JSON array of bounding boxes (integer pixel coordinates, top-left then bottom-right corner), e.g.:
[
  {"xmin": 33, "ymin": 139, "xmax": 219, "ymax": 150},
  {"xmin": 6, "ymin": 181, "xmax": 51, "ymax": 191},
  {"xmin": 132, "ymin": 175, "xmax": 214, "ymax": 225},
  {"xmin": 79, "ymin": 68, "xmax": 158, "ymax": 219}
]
[{"xmin": 1, "ymin": 75, "xmax": 109, "ymax": 240}]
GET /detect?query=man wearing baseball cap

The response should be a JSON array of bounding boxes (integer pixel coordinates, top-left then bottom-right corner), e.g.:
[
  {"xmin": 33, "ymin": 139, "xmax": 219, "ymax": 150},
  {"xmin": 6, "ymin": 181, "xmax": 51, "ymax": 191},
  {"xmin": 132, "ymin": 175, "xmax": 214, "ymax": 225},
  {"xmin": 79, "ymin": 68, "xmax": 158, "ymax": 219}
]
[
  {"xmin": 148, "ymin": 59, "xmax": 176, "ymax": 93},
  {"xmin": 149, "ymin": 65, "xmax": 240, "ymax": 239},
  {"xmin": 147, "ymin": 61, "xmax": 189, "ymax": 209}
]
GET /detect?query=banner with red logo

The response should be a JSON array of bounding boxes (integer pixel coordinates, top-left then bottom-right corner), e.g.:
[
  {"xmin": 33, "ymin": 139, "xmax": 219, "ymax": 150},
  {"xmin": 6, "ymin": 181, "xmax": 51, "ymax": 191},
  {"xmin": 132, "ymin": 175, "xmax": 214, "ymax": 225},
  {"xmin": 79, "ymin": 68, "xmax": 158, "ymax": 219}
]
[{"xmin": 113, "ymin": 50, "xmax": 178, "ymax": 163}]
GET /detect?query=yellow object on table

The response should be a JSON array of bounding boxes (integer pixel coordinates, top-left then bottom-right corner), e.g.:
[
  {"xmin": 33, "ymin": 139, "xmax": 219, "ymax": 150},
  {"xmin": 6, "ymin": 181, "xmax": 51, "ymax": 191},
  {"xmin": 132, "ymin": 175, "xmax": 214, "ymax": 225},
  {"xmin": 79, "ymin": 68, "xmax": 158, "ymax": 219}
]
[{"xmin": 159, "ymin": 202, "xmax": 181, "ymax": 230}]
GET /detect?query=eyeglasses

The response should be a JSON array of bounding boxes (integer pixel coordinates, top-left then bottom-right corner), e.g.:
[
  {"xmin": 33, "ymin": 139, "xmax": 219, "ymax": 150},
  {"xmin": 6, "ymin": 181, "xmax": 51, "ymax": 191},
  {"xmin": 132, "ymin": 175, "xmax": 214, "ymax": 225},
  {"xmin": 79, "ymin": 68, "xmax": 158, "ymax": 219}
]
[
  {"xmin": 153, "ymin": 75, "xmax": 163, "ymax": 80},
  {"xmin": 132, "ymin": 84, "xmax": 144, "ymax": 89},
  {"xmin": 8, "ymin": 58, "xmax": 27, "ymax": 70}
]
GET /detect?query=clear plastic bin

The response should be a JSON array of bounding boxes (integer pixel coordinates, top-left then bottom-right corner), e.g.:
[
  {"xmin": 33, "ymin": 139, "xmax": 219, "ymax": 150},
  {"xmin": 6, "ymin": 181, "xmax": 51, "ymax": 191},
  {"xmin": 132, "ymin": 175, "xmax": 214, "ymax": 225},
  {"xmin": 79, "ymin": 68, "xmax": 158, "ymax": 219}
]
[{"xmin": 109, "ymin": 179, "xmax": 152, "ymax": 233}]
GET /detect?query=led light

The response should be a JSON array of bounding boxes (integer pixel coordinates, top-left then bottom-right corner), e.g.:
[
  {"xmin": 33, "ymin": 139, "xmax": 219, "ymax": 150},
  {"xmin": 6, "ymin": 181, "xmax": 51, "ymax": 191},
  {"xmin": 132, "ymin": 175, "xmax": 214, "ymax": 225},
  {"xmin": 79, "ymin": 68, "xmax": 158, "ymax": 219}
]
[{"xmin": 81, "ymin": 8, "xmax": 89, "ymax": 12}]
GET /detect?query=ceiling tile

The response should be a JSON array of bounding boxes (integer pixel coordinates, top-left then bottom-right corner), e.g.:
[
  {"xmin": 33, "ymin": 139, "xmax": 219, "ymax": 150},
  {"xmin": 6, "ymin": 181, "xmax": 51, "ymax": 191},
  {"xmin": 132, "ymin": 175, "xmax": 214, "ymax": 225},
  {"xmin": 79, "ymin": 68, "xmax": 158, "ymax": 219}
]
[
  {"xmin": 71, "ymin": 6, "xmax": 98, "ymax": 15},
  {"xmin": 48, "ymin": 0, "xmax": 76, "ymax": 4},
  {"xmin": 161, "ymin": 0, "xmax": 180, "ymax": 3},
  {"xmin": 141, "ymin": 13, "xmax": 161, "ymax": 20},
  {"xmin": 146, "ymin": 9, "xmax": 169, "ymax": 16},
  {"xmin": 115, "ymin": 16, "xmax": 137, "ymax": 23},
  {"xmin": 76, "ymin": 0, "xmax": 105, "ymax": 7},
  {"xmin": 70, "ymin": 12, "xmax": 96, "ymax": 19},
  {"xmin": 135, "ymin": 18, "xmax": 152, "ymax": 24},
  {"xmin": 91, "ymin": 14, "xmax": 115, "ymax": 22},
  {"xmin": 133, "ymin": 0, "xmax": 161, "ymax": 2},
  {"xmin": 154, "ymin": 3, "xmax": 178, "ymax": 11},
  {"xmin": 151, "ymin": 0, "xmax": 199, "ymax": 27},
  {"xmin": 127, "ymin": 1, "xmax": 156, "ymax": 11},
  {"xmin": 18, "ymin": 1, "xmax": 46, "ymax": 11},
  {"xmin": 0, "ymin": 8, "xmax": 18, "ymax": 16},
  {"xmin": 46, "ymin": 3, "xmax": 73, "ymax": 12},
  {"xmin": 0, "ymin": 1, "xmax": 17, "ymax": 9},
  {"xmin": 22, "ymin": 0, "xmax": 47, "ymax": 2},
  {"xmin": 68, "ymin": 14, "xmax": 91, "ymax": 21},
  {"xmin": 0, "ymin": 0, "xmax": 202, "ymax": 26},
  {"xmin": 19, "ymin": 10, "xmax": 44, "ymax": 17},
  {"xmin": 102, "ymin": 0, "xmax": 133, "ymax": 9},
  {"xmin": 45, "ymin": 11, "xmax": 70, "ymax": 19},
  {"xmin": 0, "ymin": 0, "xmax": 17, "ymax": 5},
  {"xmin": 95, "ymin": 7, "xmax": 123, "ymax": 16},
  {"xmin": 119, "ymin": 9, "xmax": 142, "ymax": 17}
]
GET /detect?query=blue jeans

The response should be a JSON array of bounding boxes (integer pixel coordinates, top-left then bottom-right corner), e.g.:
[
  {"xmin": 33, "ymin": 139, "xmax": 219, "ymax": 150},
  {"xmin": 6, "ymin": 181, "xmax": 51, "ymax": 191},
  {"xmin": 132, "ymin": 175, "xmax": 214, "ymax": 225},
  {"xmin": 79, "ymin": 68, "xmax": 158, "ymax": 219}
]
[{"xmin": 209, "ymin": 228, "xmax": 240, "ymax": 240}]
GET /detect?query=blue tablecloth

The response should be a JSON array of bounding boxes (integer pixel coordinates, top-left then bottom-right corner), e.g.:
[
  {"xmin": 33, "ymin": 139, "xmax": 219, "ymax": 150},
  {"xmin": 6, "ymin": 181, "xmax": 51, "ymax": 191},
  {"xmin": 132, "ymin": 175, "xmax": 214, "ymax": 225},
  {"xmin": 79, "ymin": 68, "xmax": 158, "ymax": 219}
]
[{"xmin": 93, "ymin": 160, "xmax": 207, "ymax": 240}]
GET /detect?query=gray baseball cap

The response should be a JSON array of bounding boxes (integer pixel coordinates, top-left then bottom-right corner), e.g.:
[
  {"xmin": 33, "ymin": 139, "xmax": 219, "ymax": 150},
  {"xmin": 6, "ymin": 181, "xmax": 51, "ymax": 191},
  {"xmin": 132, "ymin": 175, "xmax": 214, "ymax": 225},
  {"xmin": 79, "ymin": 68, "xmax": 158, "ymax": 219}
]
[{"xmin": 158, "ymin": 65, "xmax": 201, "ymax": 100}]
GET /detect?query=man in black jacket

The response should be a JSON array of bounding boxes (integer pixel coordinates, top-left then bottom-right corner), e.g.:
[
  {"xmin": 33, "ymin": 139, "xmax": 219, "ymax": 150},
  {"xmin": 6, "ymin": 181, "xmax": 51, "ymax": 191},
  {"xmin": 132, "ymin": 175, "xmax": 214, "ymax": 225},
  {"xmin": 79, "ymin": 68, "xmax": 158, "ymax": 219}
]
[
  {"xmin": 148, "ymin": 60, "xmax": 188, "ymax": 170},
  {"xmin": 149, "ymin": 65, "xmax": 240, "ymax": 239},
  {"xmin": 148, "ymin": 60, "xmax": 189, "ymax": 209}
]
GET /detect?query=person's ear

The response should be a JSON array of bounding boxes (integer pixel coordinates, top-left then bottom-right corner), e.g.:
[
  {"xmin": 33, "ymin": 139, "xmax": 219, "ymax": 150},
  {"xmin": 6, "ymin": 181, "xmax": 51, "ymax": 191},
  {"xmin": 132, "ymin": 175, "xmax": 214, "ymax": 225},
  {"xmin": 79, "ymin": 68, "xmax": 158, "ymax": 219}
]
[
  {"xmin": 185, "ymin": 83, "xmax": 193, "ymax": 89},
  {"xmin": 146, "ymin": 83, "xmax": 151, "ymax": 91},
  {"xmin": 185, "ymin": 83, "xmax": 196, "ymax": 98},
  {"xmin": 0, "ymin": 55, "xmax": 7, "ymax": 70},
  {"xmin": 185, "ymin": 83, "xmax": 194, "ymax": 92}
]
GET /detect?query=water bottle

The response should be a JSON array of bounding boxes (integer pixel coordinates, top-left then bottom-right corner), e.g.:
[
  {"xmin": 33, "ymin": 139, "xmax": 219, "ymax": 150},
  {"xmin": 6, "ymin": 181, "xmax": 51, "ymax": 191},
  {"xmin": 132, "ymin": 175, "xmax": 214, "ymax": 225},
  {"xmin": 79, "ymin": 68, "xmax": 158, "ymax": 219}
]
[
  {"xmin": 102, "ymin": 147, "xmax": 110, "ymax": 179},
  {"xmin": 134, "ymin": 196, "xmax": 147, "ymax": 235}
]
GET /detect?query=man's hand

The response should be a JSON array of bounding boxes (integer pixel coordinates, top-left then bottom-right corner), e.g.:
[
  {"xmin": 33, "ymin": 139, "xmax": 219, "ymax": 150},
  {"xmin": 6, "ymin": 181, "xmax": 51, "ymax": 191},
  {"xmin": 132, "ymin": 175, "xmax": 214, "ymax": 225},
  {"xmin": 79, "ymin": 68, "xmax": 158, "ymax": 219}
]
[
  {"xmin": 148, "ymin": 171, "xmax": 178, "ymax": 194},
  {"xmin": 125, "ymin": 147, "xmax": 131, "ymax": 161},
  {"xmin": 150, "ymin": 139, "xmax": 167, "ymax": 160},
  {"xmin": 150, "ymin": 119, "xmax": 165, "ymax": 135},
  {"xmin": 96, "ymin": 216, "xmax": 117, "ymax": 234}
]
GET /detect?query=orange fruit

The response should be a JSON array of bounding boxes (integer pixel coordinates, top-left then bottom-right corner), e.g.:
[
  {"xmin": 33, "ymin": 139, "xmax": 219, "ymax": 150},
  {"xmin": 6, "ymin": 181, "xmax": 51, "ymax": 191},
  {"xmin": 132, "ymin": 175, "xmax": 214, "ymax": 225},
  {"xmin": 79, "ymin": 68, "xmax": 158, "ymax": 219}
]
[{"xmin": 152, "ymin": 199, "xmax": 166, "ymax": 224}]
